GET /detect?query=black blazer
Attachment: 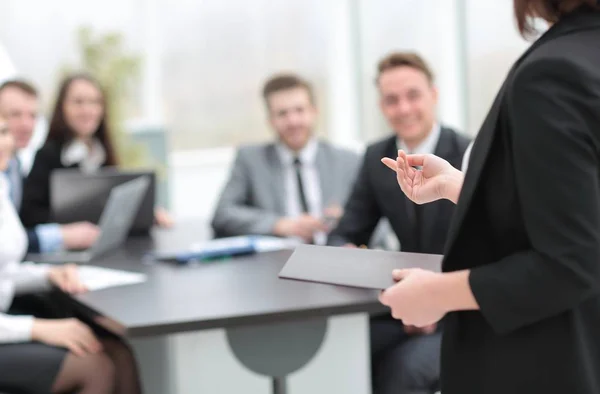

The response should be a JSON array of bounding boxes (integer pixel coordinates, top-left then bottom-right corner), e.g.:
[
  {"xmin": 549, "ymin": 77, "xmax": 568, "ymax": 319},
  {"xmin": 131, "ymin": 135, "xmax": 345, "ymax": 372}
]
[
  {"xmin": 328, "ymin": 127, "xmax": 470, "ymax": 253},
  {"xmin": 20, "ymin": 140, "xmax": 109, "ymax": 228},
  {"xmin": 441, "ymin": 8, "xmax": 600, "ymax": 394}
]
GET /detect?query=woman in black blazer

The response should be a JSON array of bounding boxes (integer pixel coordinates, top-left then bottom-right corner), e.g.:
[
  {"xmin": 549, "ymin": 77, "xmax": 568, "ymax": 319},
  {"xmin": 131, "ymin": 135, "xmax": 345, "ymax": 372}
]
[
  {"xmin": 380, "ymin": 1, "xmax": 600, "ymax": 394},
  {"xmin": 20, "ymin": 73, "xmax": 119, "ymax": 229},
  {"xmin": 21, "ymin": 73, "xmax": 172, "ymax": 231}
]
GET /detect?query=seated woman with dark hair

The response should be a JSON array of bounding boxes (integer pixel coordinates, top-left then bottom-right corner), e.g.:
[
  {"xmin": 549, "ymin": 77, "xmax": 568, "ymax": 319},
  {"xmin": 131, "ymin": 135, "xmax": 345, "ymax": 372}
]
[{"xmin": 20, "ymin": 72, "xmax": 173, "ymax": 234}]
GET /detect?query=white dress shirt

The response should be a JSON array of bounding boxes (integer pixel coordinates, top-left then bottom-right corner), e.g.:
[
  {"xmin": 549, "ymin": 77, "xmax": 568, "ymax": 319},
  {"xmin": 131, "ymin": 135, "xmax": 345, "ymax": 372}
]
[
  {"xmin": 0, "ymin": 173, "xmax": 51, "ymax": 343},
  {"xmin": 397, "ymin": 123, "xmax": 442, "ymax": 155},
  {"xmin": 61, "ymin": 137, "xmax": 107, "ymax": 172},
  {"xmin": 462, "ymin": 141, "xmax": 474, "ymax": 173},
  {"xmin": 275, "ymin": 139, "xmax": 327, "ymax": 245}
]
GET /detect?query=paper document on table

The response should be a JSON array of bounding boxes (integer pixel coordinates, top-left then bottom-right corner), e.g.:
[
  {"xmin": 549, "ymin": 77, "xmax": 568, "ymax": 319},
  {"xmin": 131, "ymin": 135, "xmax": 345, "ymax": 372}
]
[
  {"xmin": 188, "ymin": 235, "xmax": 300, "ymax": 254},
  {"xmin": 252, "ymin": 236, "xmax": 301, "ymax": 253},
  {"xmin": 189, "ymin": 236, "xmax": 254, "ymax": 252},
  {"xmin": 78, "ymin": 266, "xmax": 147, "ymax": 291}
]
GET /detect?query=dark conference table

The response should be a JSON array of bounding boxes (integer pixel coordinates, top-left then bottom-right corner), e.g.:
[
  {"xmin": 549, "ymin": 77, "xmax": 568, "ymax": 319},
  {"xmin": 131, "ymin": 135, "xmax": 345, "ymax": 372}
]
[{"xmin": 67, "ymin": 223, "xmax": 386, "ymax": 394}]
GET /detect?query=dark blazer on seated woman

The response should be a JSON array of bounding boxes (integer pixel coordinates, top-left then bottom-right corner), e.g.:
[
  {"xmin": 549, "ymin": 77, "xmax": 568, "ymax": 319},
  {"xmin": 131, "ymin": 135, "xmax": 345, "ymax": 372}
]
[
  {"xmin": 20, "ymin": 139, "xmax": 111, "ymax": 227},
  {"xmin": 20, "ymin": 72, "xmax": 118, "ymax": 229}
]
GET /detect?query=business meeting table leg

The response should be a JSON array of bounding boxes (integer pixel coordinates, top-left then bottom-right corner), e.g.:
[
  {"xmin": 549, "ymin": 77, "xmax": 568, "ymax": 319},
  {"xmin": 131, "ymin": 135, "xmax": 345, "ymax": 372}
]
[
  {"xmin": 137, "ymin": 313, "xmax": 371, "ymax": 393},
  {"xmin": 272, "ymin": 377, "xmax": 287, "ymax": 394},
  {"xmin": 226, "ymin": 318, "xmax": 327, "ymax": 394}
]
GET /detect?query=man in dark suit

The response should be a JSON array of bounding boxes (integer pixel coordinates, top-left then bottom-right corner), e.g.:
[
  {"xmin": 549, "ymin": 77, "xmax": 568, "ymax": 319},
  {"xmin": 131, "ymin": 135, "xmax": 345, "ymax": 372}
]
[
  {"xmin": 0, "ymin": 80, "xmax": 99, "ymax": 254},
  {"xmin": 211, "ymin": 74, "xmax": 360, "ymax": 244},
  {"xmin": 328, "ymin": 52, "xmax": 470, "ymax": 394}
]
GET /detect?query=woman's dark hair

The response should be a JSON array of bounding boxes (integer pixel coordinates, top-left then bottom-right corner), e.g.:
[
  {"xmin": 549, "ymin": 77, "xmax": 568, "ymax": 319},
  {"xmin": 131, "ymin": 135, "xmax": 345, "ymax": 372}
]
[
  {"xmin": 514, "ymin": 0, "xmax": 600, "ymax": 38},
  {"xmin": 46, "ymin": 73, "xmax": 118, "ymax": 166}
]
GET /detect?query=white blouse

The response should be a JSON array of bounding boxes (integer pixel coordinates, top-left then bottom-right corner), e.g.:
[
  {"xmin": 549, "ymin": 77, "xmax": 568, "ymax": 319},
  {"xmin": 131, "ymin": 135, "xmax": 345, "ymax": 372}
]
[
  {"xmin": 61, "ymin": 138, "xmax": 107, "ymax": 173},
  {"xmin": 462, "ymin": 141, "xmax": 474, "ymax": 173},
  {"xmin": 0, "ymin": 173, "xmax": 51, "ymax": 343}
]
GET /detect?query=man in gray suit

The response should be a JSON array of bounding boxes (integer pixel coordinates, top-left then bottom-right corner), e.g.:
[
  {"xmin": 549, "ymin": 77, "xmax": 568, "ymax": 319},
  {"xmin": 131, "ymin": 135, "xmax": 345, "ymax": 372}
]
[{"xmin": 211, "ymin": 74, "xmax": 360, "ymax": 244}]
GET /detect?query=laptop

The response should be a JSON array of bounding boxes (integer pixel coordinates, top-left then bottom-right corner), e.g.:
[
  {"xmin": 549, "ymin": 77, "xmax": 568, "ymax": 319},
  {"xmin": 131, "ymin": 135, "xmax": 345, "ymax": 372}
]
[
  {"xmin": 50, "ymin": 168, "xmax": 156, "ymax": 234},
  {"xmin": 26, "ymin": 176, "xmax": 151, "ymax": 264}
]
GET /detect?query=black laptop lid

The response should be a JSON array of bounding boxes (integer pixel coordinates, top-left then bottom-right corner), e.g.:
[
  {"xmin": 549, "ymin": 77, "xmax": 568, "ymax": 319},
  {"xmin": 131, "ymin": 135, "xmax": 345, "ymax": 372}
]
[{"xmin": 50, "ymin": 167, "xmax": 156, "ymax": 234}]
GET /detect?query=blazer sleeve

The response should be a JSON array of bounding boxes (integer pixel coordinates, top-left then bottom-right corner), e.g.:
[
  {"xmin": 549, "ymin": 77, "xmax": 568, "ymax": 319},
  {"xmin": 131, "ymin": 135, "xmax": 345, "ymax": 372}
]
[
  {"xmin": 25, "ymin": 228, "xmax": 40, "ymax": 254},
  {"xmin": 469, "ymin": 57, "xmax": 600, "ymax": 335},
  {"xmin": 20, "ymin": 147, "xmax": 54, "ymax": 227},
  {"xmin": 327, "ymin": 150, "xmax": 382, "ymax": 246},
  {"xmin": 211, "ymin": 149, "xmax": 281, "ymax": 236}
]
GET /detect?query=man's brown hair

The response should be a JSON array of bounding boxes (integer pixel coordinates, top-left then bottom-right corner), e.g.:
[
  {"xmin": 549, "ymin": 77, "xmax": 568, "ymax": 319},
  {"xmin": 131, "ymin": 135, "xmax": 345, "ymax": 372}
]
[
  {"xmin": 0, "ymin": 79, "xmax": 38, "ymax": 98},
  {"xmin": 262, "ymin": 74, "xmax": 315, "ymax": 108},
  {"xmin": 514, "ymin": 0, "xmax": 600, "ymax": 38},
  {"xmin": 376, "ymin": 52, "xmax": 435, "ymax": 85}
]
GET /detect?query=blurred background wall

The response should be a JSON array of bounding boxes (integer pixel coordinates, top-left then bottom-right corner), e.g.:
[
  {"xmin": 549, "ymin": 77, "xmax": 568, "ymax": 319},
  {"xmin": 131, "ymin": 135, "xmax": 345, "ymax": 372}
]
[{"xmin": 0, "ymin": 0, "xmax": 535, "ymax": 220}]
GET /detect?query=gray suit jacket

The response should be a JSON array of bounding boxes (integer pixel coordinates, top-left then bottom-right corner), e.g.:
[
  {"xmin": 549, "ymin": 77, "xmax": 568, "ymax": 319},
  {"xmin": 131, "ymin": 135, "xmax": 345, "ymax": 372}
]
[{"xmin": 211, "ymin": 141, "xmax": 361, "ymax": 237}]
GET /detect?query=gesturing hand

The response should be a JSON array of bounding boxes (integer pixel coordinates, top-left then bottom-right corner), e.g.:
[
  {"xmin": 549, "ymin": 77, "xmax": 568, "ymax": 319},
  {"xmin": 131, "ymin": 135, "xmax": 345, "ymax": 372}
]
[{"xmin": 381, "ymin": 150, "xmax": 463, "ymax": 205}]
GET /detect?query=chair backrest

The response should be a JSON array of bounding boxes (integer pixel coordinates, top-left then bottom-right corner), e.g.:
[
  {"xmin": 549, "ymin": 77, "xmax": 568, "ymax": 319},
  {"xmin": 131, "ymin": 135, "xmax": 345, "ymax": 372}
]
[{"xmin": 169, "ymin": 146, "xmax": 236, "ymax": 221}]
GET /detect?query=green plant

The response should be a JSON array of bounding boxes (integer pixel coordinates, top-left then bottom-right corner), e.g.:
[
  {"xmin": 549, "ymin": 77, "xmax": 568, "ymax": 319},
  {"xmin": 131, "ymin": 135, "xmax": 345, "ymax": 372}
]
[{"xmin": 61, "ymin": 26, "xmax": 147, "ymax": 168}]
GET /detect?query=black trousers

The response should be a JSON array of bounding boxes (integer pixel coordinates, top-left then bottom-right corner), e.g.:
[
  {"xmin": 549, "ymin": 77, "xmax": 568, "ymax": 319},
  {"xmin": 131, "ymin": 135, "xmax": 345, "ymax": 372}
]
[{"xmin": 371, "ymin": 313, "xmax": 441, "ymax": 394}]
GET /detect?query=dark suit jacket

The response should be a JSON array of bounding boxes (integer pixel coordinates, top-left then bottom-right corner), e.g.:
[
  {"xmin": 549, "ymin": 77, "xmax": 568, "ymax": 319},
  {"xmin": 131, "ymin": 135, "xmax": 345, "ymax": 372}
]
[
  {"xmin": 441, "ymin": 8, "xmax": 600, "ymax": 394},
  {"xmin": 328, "ymin": 127, "xmax": 470, "ymax": 253},
  {"xmin": 20, "ymin": 140, "xmax": 109, "ymax": 228}
]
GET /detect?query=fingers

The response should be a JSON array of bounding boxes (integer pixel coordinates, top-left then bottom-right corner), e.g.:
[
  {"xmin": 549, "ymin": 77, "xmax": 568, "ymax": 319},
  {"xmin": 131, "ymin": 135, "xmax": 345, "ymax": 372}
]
[
  {"xmin": 396, "ymin": 158, "xmax": 411, "ymax": 187},
  {"xmin": 392, "ymin": 269, "xmax": 410, "ymax": 281},
  {"xmin": 383, "ymin": 152, "xmax": 419, "ymax": 197},
  {"xmin": 397, "ymin": 151, "xmax": 415, "ymax": 182},
  {"xmin": 381, "ymin": 157, "xmax": 398, "ymax": 171},
  {"xmin": 67, "ymin": 340, "xmax": 86, "ymax": 357},
  {"xmin": 154, "ymin": 207, "xmax": 175, "ymax": 228},
  {"xmin": 305, "ymin": 216, "xmax": 328, "ymax": 232},
  {"xmin": 50, "ymin": 268, "xmax": 69, "ymax": 293},
  {"xmin": 383, "ymin": 151, "xmax": 419, "ymax": 174},
  {"xmin": 379, "ymin": 288, "xmax": 392, "ymax": 306},
  {"xmin": 84, "ymin": 222, "xmax": 101, "ymax": 243},
  {"xmin": 323, "ymin": 204, "xmax": 343, "ymax": 219},
  {"xmin": 399, "ymin": 150, "xmax": 424, "ymax": 180},
  {"xmin": 378, "ymin": 291, "xmax": 387, "ymax": 306},
  {"xmin": 62, "ymin": 266, "xmax": 74, "ymax": 293},
  {"xmin": 379, "ymin": 287, "xmax": 404, "ymax": 320},
  {"xmin": 75, "ymin": 323, "xmax": 102, "ymax": 354},
  {"xmin": 65, "ymin": 265, "xmax": 87, "ymax": 294},
  {"xmin": 55, "ymin": 265, "xmax": 87, "ymax": 294},
  {"xmin": 404, "ymin": 153, "xmax": 428, "ymax": 167}
]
